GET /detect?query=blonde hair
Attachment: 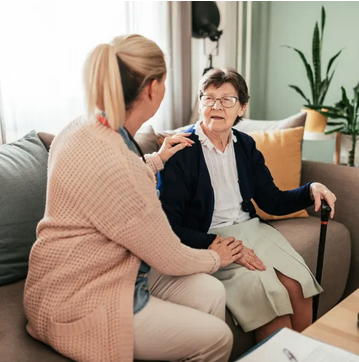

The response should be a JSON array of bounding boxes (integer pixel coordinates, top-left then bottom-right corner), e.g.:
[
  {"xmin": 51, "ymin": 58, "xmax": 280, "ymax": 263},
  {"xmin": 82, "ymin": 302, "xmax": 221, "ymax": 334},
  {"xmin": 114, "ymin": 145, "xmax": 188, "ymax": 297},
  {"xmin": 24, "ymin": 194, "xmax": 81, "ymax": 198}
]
[{"xmin": 83, "ymin": 34, "xmax": 166, "ymax": 130}]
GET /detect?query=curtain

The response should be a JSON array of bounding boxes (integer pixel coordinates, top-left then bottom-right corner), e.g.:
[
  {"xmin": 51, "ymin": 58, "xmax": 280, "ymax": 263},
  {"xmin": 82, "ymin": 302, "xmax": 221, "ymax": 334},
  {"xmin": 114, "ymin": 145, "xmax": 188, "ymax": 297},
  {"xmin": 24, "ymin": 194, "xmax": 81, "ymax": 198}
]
[{"xmin": 0, "ymin": 1, "xmax": 192, "ymax": 143}]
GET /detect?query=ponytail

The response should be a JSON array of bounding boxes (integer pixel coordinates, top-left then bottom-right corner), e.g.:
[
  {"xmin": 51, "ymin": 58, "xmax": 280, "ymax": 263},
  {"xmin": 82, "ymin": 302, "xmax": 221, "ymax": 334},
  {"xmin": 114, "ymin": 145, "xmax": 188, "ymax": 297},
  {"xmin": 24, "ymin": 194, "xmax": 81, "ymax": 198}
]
[
  {"xmin": 83, "ymin": 44, "xmax": 125, "ymax": 130},
  {"xmin": 83, "ymin": 34, "xmax": 166, "ymax": 130}
]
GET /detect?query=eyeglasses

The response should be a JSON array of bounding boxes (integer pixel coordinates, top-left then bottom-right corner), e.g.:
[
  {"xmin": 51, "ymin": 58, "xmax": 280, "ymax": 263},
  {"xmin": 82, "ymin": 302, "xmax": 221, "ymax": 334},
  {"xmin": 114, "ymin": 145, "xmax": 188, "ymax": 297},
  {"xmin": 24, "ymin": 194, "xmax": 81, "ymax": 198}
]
[{"xmin": 199, "ymin": 95, "xmax": 239, "ymax": 108}]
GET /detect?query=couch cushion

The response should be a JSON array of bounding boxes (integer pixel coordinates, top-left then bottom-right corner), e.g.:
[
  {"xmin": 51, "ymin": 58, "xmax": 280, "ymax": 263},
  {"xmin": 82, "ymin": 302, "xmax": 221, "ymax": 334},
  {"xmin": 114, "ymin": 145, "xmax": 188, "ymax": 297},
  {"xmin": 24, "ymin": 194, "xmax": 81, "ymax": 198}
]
[
  {"xmin": 0, "ymin": 280, "xmax": 72, "ymax": 362},
  {"xmin": 0, "ymin": 131, "xmax": 49, "ymax": 285},
  {"xmin": 234, "ymin": 112, "xmax": 307, "ymax": 133},
  {"xmin": 249, "ymin": 127, "xmax": 308, "ymax": 220},
  {"xmin": 271, "ymin": 216, "xmax": 351, "ymax": 316},
  {"xmin": 134, "ymin": 124, "xmax": 159, "ymax": 154}
]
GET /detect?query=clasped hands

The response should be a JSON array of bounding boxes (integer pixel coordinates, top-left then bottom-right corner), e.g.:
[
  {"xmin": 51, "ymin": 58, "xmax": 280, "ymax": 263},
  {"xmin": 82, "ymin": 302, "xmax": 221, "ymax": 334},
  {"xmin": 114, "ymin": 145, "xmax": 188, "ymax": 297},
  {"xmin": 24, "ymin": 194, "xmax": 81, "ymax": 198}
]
[{"xmin": 209, "ymin": 236, "xmax": 265, "ymax": 271}]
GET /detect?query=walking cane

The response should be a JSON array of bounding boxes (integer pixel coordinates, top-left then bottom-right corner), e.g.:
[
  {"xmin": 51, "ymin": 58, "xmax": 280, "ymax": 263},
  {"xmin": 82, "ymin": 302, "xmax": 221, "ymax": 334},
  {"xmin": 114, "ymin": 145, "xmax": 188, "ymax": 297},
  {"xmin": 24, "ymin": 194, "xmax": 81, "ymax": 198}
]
[{"xmin": 312, "ymin": 199, "xmax": 332, "ymax": 322}]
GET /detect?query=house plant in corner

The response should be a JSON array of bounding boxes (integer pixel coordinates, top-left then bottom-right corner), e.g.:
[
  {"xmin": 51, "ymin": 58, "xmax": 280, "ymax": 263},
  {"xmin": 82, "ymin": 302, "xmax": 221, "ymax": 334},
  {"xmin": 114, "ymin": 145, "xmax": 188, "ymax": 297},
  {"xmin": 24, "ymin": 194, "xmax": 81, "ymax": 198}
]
[
  {"xmin": 285, "ymin": 6, "xmax": 342, "ymax": 133},
  {"xmin": 305, "ymin": 83, "xmax": 359, "ymax": 167}
]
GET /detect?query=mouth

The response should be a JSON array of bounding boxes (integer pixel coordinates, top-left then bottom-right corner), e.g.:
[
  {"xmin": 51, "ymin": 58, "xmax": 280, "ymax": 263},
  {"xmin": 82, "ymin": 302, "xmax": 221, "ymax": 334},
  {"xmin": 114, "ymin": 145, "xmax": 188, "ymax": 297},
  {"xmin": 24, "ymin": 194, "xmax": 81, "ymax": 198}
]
[{"xmin": 211, "ymin": 116, "xmax": 225, "ymax": 121}]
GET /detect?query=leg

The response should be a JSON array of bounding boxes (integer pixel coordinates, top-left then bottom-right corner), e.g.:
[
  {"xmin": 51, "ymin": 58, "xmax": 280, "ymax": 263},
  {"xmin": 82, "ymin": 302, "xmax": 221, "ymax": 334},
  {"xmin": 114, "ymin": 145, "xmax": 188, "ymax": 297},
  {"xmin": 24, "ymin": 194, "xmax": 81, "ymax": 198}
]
[
  {"xmin": 148, "ymin": 269, "xmax": 227, "ymax": 321},
  {"xmin": 134, "ymin": 296, "xmax": 233, "ymax": 362},
  {"xmin": 254, "ymin": 315, "xmax": 292, "ymax": 343},
  {"xmin": 275, "ymin": 270, "xmax": 312, "ymax": 332}
]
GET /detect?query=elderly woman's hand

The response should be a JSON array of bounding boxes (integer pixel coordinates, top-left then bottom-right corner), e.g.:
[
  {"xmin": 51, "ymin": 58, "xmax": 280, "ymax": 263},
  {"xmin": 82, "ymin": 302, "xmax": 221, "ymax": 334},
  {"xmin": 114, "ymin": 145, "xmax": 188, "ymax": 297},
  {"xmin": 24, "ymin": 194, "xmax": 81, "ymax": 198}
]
[
  {"xmin": 158, "ymin": 133, "xmax": 194, "ymax": 164},
  {"xmin": 310, "ymin": 182, "xmax": 337, "ymax": 218},
  {"xmin": 234, "ymin": 246, "xmax": 266, "ymax": 271}
]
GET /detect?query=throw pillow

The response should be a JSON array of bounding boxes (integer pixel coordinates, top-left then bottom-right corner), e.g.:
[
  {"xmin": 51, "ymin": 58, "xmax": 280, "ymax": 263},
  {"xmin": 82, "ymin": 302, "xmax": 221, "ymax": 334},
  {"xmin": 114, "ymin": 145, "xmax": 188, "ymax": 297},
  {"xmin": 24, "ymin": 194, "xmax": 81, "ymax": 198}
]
[
  {"xmin": 234, "ymin": 112, "xmax": 307, "ymax": 133},
  {"xmin": 248, "ymin": 127, "xmax": 308, "ymax": 220},
  {"xmin": 0, "ymin": 130, "xmax": 49, "ymax": 285}
]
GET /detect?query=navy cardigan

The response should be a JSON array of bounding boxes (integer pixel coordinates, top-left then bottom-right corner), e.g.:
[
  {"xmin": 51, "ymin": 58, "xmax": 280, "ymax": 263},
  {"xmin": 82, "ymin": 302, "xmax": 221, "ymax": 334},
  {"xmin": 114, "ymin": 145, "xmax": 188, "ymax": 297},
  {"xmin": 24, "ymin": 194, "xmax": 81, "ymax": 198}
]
[{"xmin": 157, "ymin": 125, "xmax": 314, "ymax": 250}]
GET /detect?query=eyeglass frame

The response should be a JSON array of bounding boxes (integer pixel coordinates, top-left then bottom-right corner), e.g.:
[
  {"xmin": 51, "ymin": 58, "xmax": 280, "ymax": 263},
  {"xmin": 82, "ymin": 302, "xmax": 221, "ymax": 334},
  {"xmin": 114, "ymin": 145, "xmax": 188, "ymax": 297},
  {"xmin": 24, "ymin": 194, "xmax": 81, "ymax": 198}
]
[{"xmin": 199, "ymin": 94, "xmax": 239, "ymax": 108}]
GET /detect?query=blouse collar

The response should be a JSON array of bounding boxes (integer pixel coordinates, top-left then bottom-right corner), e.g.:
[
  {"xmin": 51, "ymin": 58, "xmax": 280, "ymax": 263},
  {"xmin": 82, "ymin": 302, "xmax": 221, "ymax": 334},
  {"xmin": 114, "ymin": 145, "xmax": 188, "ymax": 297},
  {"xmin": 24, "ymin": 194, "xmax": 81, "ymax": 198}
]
[{"xmin": 194, "ymin": 121, "xmax": 237, "ymax": 153}]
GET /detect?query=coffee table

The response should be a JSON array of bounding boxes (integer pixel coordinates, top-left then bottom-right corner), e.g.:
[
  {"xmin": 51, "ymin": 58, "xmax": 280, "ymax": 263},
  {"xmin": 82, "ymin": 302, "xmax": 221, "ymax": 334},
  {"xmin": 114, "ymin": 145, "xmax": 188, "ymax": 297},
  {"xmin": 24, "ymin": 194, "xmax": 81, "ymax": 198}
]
[{"xmin": 302, "ymin": 288, "xmax": 359, "ymax": 355}]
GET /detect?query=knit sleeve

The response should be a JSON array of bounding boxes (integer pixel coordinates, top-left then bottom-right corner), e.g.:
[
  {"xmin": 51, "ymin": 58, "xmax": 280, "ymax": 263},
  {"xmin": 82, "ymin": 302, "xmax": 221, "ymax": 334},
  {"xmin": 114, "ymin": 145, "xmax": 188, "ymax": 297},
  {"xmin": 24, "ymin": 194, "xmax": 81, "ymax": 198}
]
[
  {"xmin": 78, "ymin": 143, "xmax": 220, "ymax": 276},
  {"xmin": 144, "ymin": 152, "xmax": 164, "ymax": 175}
]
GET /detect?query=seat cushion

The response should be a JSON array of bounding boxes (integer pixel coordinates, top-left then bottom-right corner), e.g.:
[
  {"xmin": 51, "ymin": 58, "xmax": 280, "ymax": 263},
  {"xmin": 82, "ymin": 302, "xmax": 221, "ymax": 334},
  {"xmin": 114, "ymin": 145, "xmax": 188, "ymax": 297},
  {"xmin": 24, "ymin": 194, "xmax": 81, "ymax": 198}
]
[
  {"xmin": 270, "ymin": 216, "xmax": 351, "ymax": 316},
  {"xmin": 0, "ymin": 280, "xmax": 72, "ymax": 362},
  {"xmin": 0, "ymin": 131, "xmax": 49, "ymax": 285}
]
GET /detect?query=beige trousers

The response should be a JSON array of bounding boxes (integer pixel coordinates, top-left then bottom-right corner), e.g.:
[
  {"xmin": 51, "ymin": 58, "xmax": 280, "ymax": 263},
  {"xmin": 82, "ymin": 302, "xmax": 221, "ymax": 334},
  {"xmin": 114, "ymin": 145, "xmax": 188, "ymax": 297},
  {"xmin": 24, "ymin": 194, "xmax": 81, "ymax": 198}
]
[{"xmin": 133, "ymin": 269, "xmax": 233, "ymax": 362}]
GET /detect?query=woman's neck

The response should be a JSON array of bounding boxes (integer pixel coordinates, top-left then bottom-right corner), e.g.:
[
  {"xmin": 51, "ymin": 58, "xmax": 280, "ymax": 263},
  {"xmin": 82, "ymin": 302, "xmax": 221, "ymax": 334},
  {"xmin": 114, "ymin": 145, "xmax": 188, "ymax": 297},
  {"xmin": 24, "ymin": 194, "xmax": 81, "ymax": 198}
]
[
  {"xmin": 123, "ymin": 107, "xmax": 148, "ymax": 137},
  {"xmin": 200, "ymin": 122, "xmax": 231, "ymax": 152}
]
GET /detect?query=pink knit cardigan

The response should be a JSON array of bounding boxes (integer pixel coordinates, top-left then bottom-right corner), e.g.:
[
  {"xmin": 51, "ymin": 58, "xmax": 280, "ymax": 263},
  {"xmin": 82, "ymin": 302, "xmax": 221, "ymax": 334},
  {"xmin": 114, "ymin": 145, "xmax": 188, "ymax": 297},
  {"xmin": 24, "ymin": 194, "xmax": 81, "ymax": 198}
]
[{"xmin": 23, "ymin": 118, "xmax": 220, "ymax": 362}]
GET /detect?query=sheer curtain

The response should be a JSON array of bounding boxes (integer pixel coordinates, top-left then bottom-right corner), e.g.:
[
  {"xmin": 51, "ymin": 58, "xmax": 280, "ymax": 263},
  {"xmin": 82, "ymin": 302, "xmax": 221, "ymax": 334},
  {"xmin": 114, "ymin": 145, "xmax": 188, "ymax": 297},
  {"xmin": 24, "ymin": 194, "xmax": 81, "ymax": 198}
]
[{"xmin": 0, "ymin": 1, "xmax": 185, "ymax": 143}]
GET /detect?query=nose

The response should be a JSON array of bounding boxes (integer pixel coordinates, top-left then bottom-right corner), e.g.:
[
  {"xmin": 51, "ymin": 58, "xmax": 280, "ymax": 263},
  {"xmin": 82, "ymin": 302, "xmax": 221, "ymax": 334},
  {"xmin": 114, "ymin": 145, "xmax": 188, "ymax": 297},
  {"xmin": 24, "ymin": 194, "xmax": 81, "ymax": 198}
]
[{"xmin": 212, "ymin": 99, "xmax": 223, "ymax": 110}]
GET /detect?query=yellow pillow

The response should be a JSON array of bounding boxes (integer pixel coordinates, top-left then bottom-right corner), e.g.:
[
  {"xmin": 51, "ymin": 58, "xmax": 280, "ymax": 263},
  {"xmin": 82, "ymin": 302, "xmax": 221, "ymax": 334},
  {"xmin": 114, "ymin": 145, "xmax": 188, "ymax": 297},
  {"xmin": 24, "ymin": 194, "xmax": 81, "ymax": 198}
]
[{"xmin": 247, "ymin": 127, "xmax": 308, "ymax": 220}]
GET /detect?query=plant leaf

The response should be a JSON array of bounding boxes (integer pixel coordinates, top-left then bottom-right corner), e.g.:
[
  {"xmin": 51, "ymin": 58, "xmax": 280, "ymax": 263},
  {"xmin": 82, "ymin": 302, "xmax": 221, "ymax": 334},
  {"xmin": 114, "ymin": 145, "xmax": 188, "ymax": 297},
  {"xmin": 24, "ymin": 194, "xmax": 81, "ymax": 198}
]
[
  {"xmin": 289, "ymin": 85, "xmax": 310, "ymax": 104},
  {"xmin": 318, "ymin": 71, "xmax": 335, "ymax": 104},
  {"xmin": 325, "ymin": 126, "xmax": 345, "ymax": 135},
  {"xmin": 354, "ymin": 81, "xmax": 359, "ymax": 113},
  {"xmin": 321, "ymin": 7, "xmax": 326, "ymax": 45},
  {"xmin": 326, "ymin": 50, "xmax": 342, "ymax": 76},
  {"xmin": 320, "ymin": 111, "xmax": 347, "ymax": 119},
  {"xmin": 284, "ymin": 46, "xmax": 314, "ymax": 102},
  {"xmin": 341, "ymin": 86, "xmax": 351, "ymax": 107},
  {"xmin": 312, "ymin": 22, "xmax": 321, "ymax": 104},
  {"xmin": 327, "ymin": 121, "xmax": 346, "ymax": 126}
]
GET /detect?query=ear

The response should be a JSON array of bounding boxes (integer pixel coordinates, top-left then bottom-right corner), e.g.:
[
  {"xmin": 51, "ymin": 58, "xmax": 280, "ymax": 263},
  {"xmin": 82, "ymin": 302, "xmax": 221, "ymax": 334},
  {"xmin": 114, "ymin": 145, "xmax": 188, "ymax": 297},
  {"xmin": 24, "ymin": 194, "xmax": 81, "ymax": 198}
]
[
  {"xmin": 147, "ymin": 79, "xmax": 158, "ymax": 101},
  {"xmin": 238, "ymin": 103, "xmax": 247, "ymax": 117}
]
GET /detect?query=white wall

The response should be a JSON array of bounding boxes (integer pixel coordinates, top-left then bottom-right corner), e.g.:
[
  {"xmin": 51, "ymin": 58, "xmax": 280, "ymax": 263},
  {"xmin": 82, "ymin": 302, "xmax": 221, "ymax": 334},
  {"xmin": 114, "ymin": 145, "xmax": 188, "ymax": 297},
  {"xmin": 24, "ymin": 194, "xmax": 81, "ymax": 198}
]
[
  {"xmin": 192, "ymin": 1, "xmax": 359, "ymax": 163},
  {"xmin": 256, "ymin": 1, "xmax": 359, "ymax": 163}
]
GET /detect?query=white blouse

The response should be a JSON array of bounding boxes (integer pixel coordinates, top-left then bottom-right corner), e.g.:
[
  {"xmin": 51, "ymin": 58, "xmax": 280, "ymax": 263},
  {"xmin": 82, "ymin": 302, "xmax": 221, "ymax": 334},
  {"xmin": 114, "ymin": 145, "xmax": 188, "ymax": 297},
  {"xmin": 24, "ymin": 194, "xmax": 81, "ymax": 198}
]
[{"xmin": 194, "ymin": 121, "xmax": 250, "ymax": 229}]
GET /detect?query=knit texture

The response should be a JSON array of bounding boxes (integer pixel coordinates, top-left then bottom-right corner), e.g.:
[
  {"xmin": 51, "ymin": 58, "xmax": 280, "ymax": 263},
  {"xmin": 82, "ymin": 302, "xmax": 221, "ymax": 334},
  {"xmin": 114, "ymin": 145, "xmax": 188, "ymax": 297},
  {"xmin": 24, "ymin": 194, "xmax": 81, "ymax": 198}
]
[{"xmin": 23, "ymin": 117, "xmax": 220, "ymax": 362}]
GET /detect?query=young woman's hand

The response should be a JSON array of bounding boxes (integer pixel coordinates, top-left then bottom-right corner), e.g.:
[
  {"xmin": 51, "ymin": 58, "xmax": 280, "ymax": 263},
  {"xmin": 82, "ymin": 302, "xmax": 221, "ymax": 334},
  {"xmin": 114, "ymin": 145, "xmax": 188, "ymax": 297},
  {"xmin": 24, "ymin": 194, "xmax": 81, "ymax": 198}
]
[
  {"xmin": 234, "ymin": 246, "xmax": 265, "ymax": 271},
  {"xmin": 209, "ymin": 236, "xmax": 243, "ymax": 268},
  {"xmin": 158, "ymin": 133, "xmax": 194, "ymax": 163}
]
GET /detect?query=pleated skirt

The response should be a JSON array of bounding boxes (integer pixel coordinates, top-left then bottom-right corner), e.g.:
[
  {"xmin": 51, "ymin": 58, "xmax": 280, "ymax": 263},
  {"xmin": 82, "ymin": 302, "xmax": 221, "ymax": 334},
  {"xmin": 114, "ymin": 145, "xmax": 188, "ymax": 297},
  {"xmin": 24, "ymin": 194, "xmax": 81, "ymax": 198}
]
[{"xmin": 210, "ymin": 217, "xmax": 323, "ymax": 332}]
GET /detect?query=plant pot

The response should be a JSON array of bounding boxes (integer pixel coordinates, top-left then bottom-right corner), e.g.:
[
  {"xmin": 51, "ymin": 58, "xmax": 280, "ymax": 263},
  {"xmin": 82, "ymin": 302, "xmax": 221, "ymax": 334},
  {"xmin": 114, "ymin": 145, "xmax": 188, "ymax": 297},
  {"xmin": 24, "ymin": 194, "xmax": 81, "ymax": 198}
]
[
  {"xmin": 301, "ymin": 109, "xmax": 328, "ymax": 133},
  {"xmin": 340, "ymin": 134, "xmax": 359, "ymax": 167}
]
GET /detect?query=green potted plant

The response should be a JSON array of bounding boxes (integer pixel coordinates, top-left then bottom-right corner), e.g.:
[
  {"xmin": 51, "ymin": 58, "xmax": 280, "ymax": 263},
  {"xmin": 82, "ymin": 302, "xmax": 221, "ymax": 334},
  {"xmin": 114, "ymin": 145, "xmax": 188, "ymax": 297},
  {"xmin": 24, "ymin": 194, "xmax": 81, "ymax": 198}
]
[
  {"xmin": 305, "ymin": 83, "xmax": 359, "ymax": 166},
  {"xmin": 285, "ymin": 7, "xmax": 342, "ymax": 133}
]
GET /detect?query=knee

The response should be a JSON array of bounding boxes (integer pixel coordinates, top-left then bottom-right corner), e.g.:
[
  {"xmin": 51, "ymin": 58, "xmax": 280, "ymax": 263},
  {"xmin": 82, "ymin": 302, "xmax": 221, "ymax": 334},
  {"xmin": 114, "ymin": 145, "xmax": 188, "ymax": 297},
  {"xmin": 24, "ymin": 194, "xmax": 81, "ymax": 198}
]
[
  {"xmin": 197, "ymin": 274, "xmax": 226, "ymax": 299},
  {"xmin": 197, "ymin": 274, "xmax": 226, "ymax": 308}
]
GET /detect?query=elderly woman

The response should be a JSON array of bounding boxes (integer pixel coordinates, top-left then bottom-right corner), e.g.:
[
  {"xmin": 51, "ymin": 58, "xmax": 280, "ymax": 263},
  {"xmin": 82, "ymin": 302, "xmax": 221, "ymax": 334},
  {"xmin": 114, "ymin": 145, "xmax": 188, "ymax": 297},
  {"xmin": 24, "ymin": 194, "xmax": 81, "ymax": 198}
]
[{"xmin": 157, "ymin": 68, "xmax": 337, "ymax": 342}]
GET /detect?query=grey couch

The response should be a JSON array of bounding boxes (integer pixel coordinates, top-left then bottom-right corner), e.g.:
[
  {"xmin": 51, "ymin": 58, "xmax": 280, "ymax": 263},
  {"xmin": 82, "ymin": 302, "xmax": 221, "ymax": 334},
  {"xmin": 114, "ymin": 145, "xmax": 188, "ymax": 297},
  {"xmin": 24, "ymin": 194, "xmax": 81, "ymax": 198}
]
[{"xmin": 1, "ymin": 130, "xmax": 358, "ymax": 362}]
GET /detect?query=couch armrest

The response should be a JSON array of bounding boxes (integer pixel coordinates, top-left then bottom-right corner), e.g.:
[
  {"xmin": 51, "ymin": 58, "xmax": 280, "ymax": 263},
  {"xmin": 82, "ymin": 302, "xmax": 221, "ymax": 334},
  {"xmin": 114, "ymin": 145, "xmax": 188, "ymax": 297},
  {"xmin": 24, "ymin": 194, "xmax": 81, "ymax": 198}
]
[{"xmin": 301, "ymin": 160, "xmax": 359, "ymax": 296}]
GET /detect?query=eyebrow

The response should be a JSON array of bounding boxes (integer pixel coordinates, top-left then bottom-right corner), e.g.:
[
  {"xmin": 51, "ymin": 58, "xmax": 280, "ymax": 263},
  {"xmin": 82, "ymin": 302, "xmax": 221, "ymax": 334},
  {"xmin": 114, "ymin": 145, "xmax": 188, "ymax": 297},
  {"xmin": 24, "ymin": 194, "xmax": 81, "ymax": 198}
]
[{"xmin": 203, "ymin": 93, "xmax": 236, "ymax": 97}]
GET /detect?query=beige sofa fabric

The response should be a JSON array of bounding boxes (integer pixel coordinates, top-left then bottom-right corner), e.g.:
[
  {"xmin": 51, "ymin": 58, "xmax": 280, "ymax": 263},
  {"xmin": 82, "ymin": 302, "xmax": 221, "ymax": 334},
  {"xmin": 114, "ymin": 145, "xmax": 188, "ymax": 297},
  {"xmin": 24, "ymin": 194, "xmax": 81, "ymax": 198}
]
[{"xmin": 301, "ymin": 160, "xmax": 359, "ymax": 297}]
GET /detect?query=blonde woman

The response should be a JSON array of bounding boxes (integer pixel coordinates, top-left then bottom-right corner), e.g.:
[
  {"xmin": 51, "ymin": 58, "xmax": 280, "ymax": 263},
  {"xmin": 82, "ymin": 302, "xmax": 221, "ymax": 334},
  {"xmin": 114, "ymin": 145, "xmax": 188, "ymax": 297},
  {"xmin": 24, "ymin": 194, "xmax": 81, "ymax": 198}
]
[{"xmin": 23, "ymin": 35, "xmax": 244, "ymax": 362}]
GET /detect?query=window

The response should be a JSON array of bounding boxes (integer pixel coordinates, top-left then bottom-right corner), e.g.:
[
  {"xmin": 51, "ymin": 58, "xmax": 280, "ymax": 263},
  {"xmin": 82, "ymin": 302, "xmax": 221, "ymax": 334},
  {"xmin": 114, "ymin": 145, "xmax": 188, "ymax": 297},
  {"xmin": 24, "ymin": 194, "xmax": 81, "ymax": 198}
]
[{"xmin": 0, "ymin": 1, "xmax": 172, "ymax": 142}]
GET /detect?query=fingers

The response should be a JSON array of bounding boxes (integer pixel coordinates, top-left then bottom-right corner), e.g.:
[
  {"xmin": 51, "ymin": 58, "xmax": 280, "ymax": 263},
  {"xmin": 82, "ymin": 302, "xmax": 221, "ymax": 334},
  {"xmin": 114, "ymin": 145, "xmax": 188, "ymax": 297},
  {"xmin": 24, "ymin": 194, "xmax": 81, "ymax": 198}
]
[
  {"xmin": 222, "ymin": 236, "xmax": 236, "ymax": 246},
  {"xmin": 213, "ymin": 235, "xmax": 221, "ymax": 244},
  {"xmin": 314, "ymin": 194, "xmax": 321, "ymax": 212},
  {"xmin": 231, "ymin": 243, "xmax": 244, "ymax": 256},
  {"xmin": 324, "ymin": 191, "xmax": 336, "ymax": 219},
  {"xmin": 166, "ymin": 135, "xmax": 194, "ymax": 147}
]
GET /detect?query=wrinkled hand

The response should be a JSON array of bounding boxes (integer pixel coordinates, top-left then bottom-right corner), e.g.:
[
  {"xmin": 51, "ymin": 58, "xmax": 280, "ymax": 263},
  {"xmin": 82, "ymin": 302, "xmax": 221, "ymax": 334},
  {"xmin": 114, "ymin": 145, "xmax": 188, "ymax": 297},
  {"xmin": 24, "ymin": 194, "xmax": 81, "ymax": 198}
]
[
  {"xmin": 310, "ymin": 182, "xmax": 337, "ymax": 218},
  {"xmin": 158, "ymin": 133, "xmax": 194, "ymax": 163},
  {"xmin": 234, "ymin": 246, "xmax": 265, "ymax": 271},
  {"xmin": 209, "ymin": 236, "xmax": 243, "ymax": 268}
]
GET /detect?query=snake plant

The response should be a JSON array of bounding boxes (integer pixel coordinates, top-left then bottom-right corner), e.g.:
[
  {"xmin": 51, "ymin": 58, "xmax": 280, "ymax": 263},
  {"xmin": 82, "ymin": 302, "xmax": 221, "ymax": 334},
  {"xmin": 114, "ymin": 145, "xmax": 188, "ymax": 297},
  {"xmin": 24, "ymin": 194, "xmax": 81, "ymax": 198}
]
[
  {"xmin": 285, "ymin": 7, "xmax": 342, "ymax": 106},
  {"xmin": 305, "ymin": 83, "xmax": 359, "ymax": 166}
]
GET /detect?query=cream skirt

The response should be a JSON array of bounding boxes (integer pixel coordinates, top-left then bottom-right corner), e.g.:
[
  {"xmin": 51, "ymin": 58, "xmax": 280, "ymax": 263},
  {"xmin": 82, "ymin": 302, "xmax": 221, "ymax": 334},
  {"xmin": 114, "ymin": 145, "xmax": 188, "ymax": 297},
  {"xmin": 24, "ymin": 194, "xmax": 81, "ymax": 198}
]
[{"xmin": 209, "ymin": 217, "xmax": 323, "ymax": 332}]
